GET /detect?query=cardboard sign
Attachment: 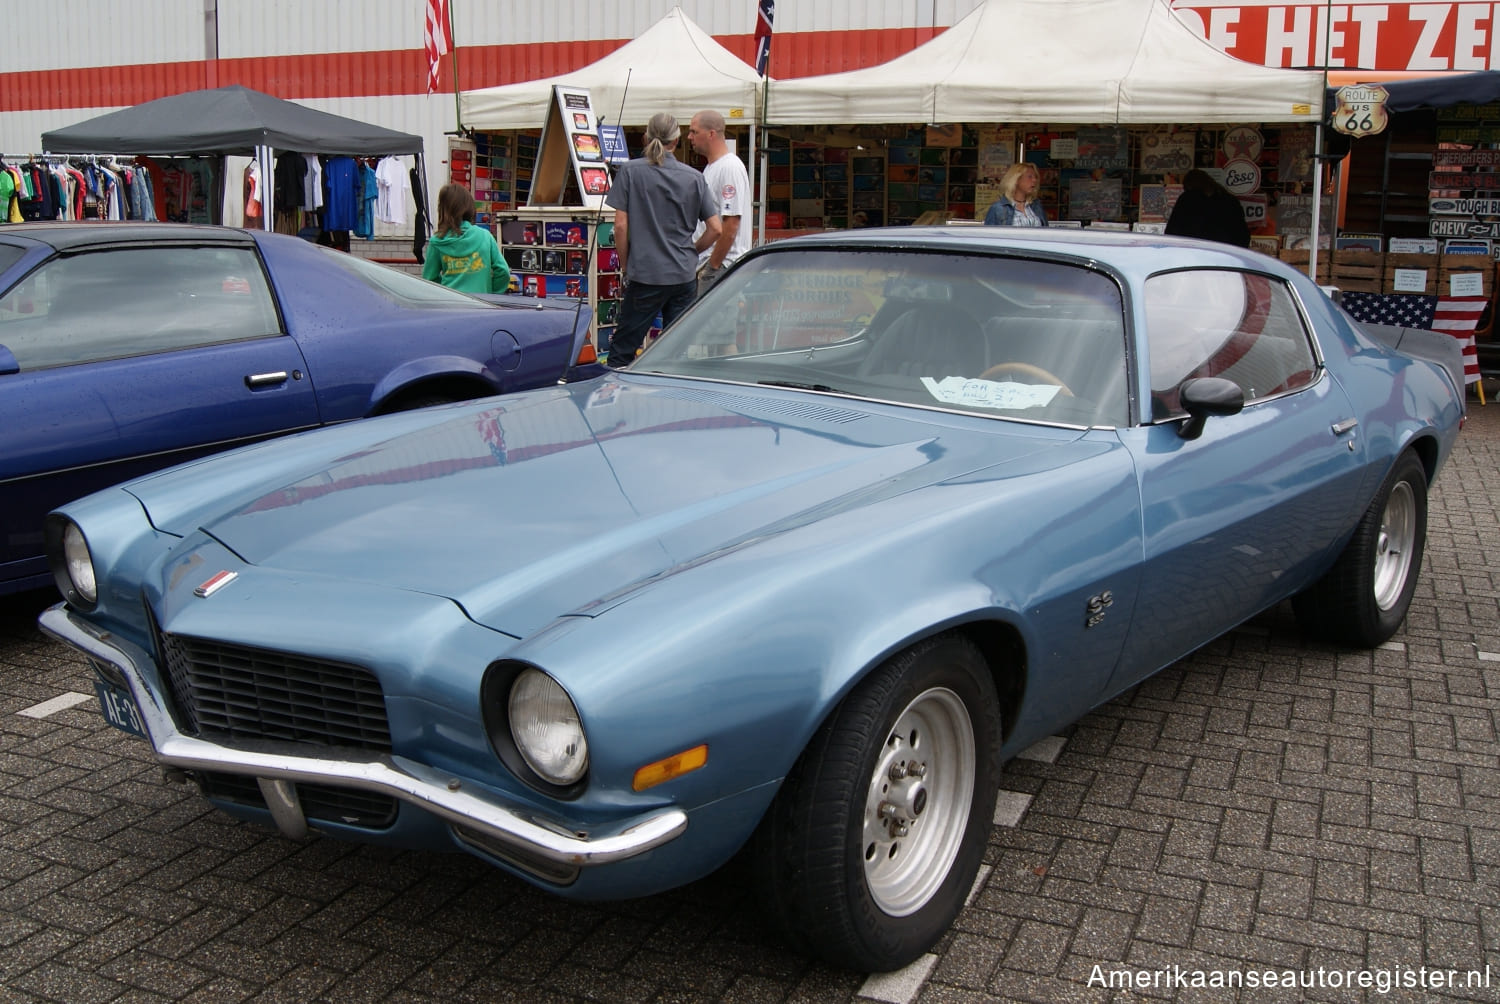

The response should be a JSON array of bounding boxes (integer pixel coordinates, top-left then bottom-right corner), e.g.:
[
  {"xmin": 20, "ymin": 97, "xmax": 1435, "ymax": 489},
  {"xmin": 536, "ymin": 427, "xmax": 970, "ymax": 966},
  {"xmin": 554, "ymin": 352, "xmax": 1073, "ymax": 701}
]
[{"xmin": 1392, "ymin": 269, "xmax": 1430, "ymax": 292}]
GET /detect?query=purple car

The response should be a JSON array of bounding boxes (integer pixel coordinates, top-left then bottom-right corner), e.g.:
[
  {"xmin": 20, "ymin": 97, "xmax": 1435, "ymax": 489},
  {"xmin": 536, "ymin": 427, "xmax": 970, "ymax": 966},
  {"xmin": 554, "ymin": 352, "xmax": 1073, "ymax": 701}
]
[{"xmin": 0, "ymin": 222, "xmax": 597, "ymax": 596}]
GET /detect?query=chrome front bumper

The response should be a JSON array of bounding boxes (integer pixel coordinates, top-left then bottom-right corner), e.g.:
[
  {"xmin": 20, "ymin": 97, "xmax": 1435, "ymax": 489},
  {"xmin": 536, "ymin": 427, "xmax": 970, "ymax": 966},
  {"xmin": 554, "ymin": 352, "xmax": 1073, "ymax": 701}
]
[{"xmin": 39, "ymin": 603, "xmax": 687, "ymax": 870}]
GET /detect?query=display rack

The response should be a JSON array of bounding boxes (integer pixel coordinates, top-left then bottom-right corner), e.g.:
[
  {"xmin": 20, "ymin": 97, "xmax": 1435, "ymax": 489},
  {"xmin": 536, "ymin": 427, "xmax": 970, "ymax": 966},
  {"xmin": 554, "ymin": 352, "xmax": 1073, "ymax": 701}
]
[{"xmin": 497, "ymin": 209, "xmax": 621, "ymax": 359}]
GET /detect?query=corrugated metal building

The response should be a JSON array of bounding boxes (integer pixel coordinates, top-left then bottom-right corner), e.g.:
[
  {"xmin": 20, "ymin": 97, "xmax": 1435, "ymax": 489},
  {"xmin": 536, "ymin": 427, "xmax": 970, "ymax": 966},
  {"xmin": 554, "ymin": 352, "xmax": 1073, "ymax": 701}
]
[{"xmin": 0, "ymin": 0, "xmax": 980, "ymax": 223}]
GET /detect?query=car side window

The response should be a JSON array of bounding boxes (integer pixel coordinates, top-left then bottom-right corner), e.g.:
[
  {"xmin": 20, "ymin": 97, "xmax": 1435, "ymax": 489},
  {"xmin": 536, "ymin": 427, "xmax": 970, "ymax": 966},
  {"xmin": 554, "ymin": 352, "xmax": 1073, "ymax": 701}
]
[
  {"xmin": 0, "ymin": 245, "xmax": 280, "ymax": 371},
  {"xmin": 1144, "ymin": 269, "xmax": 1317, "ymax": 420}
]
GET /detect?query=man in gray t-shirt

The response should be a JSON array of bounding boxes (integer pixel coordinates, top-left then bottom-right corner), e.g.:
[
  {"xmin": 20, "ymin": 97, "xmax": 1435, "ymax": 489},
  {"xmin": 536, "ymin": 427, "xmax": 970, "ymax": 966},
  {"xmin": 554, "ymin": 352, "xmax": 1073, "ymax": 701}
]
[{"xmin": 603, "ymin": 112, "xmax": 720, "ymax": 367}]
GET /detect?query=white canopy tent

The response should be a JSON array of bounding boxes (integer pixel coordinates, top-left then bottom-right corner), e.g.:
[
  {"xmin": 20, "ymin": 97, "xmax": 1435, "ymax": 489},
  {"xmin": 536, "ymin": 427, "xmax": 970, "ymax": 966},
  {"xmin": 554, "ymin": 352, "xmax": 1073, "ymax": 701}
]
[
  {"xmin": 461, "ymin": 7, "xmax": 763, "ymax": 130},
  {"xmin": 765, "ymin": 0, "xmax": 1325, "ymax": 126}
]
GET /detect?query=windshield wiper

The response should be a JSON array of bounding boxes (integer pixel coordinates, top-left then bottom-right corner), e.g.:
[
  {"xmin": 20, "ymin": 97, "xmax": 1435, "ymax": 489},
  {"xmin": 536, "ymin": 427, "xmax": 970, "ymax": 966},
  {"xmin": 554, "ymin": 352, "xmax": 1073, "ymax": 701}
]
[{"xmin": 759, "ymin": 380, "xmax": 841, "ymax": 393}]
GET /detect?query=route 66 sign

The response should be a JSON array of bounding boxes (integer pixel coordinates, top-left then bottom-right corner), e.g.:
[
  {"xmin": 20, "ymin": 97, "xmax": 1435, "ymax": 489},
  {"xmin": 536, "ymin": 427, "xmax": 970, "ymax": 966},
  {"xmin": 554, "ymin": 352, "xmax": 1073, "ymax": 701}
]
[{"xmin": 1331, "ymin": 85, "xmax": 1389, "ymax": 137}]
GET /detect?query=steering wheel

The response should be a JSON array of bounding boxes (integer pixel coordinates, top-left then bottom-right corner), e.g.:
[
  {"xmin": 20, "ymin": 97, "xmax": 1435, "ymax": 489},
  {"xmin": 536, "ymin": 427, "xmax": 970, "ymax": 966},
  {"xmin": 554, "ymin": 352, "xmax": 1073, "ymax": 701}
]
[{"xmin": 978, "ymin": 361, "xmax": 1075, "ymax": 397}]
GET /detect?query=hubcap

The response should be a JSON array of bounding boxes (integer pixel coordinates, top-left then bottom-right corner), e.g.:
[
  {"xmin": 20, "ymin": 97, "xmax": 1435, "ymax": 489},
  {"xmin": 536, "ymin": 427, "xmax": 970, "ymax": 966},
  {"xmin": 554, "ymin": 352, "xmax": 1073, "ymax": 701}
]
[
  {"xmin": 862, "ymin": 687, "xmax": 976, "ymax": 917},
  {"xmin": 1374, "ymin": 481, "xmax": 1416, "ymax": 611}
]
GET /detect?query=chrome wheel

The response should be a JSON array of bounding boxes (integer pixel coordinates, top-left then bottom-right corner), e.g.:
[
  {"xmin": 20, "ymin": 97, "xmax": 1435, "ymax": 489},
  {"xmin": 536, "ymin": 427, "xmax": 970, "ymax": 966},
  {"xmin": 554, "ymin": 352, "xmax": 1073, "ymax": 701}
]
[
  {"xmin": 862, "ymin": 686, "xmax": 976, "ymax": 917},
  {"xmin": 1374, "ymin": 480, "xmax": 1416, "ymax": 611}
]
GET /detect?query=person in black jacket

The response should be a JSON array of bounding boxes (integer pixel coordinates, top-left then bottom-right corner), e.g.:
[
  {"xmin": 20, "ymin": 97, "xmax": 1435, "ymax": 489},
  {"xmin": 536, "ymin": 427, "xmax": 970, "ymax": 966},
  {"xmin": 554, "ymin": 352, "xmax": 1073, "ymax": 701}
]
[{"xmin": 1165, "ymin": 169, "xmax": 1251, "ymax": 247}]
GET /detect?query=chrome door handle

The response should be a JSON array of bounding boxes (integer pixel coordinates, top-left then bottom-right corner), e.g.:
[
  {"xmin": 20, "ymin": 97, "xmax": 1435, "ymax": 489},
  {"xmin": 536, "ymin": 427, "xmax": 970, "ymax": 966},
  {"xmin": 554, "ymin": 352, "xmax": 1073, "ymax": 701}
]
[
  {"xmin": 245, "ymin": 371, "xmax": 289, "ymax": 388},
  {"xmin": 1331, "ymin": 418, "xmax": 1359, "ymax": 436}
]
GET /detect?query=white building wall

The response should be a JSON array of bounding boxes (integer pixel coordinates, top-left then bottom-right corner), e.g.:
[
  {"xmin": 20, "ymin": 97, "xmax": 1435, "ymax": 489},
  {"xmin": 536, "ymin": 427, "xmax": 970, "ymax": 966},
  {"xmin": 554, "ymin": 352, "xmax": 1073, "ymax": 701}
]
[
  {"xmin": 1, "ymin": 0, "xmax": 987, "ymax": 229},
  {"xmin": 4, "ymin": 0, "xmax": 206, "ymax": 71}
]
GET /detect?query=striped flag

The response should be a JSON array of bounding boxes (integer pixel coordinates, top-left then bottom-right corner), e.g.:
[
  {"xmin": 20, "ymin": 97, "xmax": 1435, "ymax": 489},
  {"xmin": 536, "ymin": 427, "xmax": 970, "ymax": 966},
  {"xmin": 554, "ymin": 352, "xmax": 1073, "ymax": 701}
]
[
  {"xmin": 1431, "ymin": 295, "xmax": 1487, "ymax": 385},
  {"xmin": 424, "ymin": 0, "xmax": 451, "ymax": 94},
  {"xmin": 754, "ymin": 0, "xmax": 775, "ymax": 77}
]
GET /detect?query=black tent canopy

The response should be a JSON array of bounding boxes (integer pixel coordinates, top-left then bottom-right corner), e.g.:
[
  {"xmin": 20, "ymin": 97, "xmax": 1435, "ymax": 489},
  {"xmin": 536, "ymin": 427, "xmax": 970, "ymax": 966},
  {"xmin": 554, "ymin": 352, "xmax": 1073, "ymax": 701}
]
[{"xmin": 41, "ymin": 84, "xmax": 422, "ymax": 157}]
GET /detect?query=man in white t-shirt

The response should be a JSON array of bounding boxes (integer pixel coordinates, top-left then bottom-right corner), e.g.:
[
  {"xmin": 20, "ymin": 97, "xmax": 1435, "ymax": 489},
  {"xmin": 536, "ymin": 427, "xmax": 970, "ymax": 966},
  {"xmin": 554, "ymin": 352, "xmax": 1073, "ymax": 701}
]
[{"xmin": 688, "ymin": 110, "xmax": 752, "ymax": 298}]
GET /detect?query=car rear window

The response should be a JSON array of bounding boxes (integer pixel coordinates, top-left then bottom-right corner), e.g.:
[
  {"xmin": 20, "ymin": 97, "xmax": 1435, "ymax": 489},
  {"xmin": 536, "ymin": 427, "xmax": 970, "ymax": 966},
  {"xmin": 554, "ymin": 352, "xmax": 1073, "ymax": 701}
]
[{"xmin": 312, "ymin": 244, "xmax": 497, "ymax": 307}]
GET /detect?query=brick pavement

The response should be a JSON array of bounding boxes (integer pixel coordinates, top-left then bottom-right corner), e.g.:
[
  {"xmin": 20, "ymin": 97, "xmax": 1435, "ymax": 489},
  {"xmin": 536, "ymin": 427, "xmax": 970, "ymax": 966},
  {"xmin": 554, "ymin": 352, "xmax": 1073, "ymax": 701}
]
[{"xmin": 2, "ymin": 401, "xmax": 1498, "ymax": 1002}]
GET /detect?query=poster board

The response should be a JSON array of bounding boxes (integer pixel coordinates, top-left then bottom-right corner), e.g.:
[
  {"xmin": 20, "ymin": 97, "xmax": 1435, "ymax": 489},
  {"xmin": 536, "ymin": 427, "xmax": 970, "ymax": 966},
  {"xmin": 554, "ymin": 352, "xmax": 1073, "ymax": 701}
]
[{"xmin": 527, "ymin": 85, "xmax": 611, "ymax": 210}]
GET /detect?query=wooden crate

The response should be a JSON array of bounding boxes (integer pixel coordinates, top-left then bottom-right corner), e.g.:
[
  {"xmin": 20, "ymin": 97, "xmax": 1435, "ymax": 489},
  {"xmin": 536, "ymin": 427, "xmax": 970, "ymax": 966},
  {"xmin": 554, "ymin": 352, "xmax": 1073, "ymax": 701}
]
[
  {"xmin": 1279, "ymin": 248, "xmax": 1331, "ymax": 283},
  {"xmin": 1331, "ymin": 249, "xmax": 1384, "ymax": 290},
  {"xmin": 1438, "ymin": 255, "xmax": 1492, "ymax": 298},
  {"xmin": 1383, "ymin": 252, "xmax": 1438, "ymax": 294}
]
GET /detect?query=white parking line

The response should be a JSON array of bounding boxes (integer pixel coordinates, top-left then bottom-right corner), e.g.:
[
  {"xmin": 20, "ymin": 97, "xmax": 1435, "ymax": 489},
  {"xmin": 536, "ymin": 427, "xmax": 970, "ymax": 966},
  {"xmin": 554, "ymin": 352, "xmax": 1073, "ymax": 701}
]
[
  {"xmin": 967, "ymin": 863, "xmax": 992, "ymax": 906},
  {"xmin": 18, "ymin": 691, "xmax": 93, "ymax": 719},
  {"xmin": 993, "ymin": 790, "xmax": 1033, "ymax": 828},
  {"xmin": 858, "ymin": 953, "xmax": 939, "ymax": 1003},
  {"xmin": 1478, "ymin": 651, "xmax": 1500, "ymax": 662},
  {"xmin": 1016, "ymin": 735, "xmax": 1066, "ymax": 763},
  {"xmin": 1378, "ymin": 640, "xmax": 1407, "ymax": 652}
]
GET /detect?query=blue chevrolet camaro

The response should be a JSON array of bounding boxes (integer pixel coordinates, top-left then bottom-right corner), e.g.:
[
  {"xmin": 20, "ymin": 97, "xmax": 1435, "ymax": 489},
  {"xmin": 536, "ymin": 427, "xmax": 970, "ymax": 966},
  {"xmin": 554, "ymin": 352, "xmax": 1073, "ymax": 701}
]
[
  {"xmin": 0, "ymin": 222, "xmax": 596, "ymax": 596},
  {"xmin": 39, "ymin": 228, "xmax": 1463, "ymax": 971}
]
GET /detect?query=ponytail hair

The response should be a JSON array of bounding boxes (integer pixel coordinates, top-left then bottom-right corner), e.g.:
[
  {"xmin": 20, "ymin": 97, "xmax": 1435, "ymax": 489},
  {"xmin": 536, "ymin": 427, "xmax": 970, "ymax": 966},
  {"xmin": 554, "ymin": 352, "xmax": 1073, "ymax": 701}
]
[{"xmin": 643, "ymin": 112, "xmax": 680, "ymax": 166}]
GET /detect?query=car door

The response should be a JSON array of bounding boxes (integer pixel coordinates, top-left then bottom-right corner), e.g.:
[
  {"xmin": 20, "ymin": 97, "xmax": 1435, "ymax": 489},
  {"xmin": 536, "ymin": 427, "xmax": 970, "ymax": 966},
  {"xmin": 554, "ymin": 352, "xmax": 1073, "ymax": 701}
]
[
  {"xmin": 0, "ymin": 241, "xmax": 318, "ymax": 591},
  {"xmin": 1111, "ymin": 268, "xmax": 1367, "ymax": 690}
]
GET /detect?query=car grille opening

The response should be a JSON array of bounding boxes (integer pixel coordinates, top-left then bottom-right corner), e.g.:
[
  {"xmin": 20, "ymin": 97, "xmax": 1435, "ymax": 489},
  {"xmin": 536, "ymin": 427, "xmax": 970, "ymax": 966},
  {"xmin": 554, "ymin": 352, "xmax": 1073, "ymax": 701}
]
[
  {"xmin": 156, "ymin": 629, "xmax": 392, "ymax": 753},
  {"xmin": 200, "ymin": 772, "xmax": 399, "ymax": 829}
]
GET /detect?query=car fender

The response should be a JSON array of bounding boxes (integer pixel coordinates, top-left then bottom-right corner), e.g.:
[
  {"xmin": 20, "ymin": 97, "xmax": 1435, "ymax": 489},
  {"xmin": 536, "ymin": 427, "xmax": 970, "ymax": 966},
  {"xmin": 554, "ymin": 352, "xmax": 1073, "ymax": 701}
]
[
  {"xmin": 366, "ymin": 351, "xmax": 509, "ymax": 412},
  {"xmin": 512, "ymin": 436, "xmax": 1143, "ymax": 812}
]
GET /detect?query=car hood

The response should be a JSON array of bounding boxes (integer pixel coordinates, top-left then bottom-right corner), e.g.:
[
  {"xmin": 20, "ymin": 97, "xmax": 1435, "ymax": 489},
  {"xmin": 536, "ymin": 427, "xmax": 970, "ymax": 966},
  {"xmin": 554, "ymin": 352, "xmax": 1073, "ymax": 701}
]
[{"xmin": 142, "ymin": 377, "xmax": 1081, "ymax": 637}]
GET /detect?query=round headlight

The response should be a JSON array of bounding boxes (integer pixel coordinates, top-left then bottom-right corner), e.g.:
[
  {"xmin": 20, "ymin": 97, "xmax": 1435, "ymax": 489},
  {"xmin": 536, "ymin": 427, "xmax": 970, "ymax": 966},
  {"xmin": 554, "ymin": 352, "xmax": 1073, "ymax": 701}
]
[
  {"xmin": 62, "ymin": 522, "xmax": 97, "ymax": 605},
  {"xmin": 508, "ymin": 669, "xmax": 588, "ymax": 785}
]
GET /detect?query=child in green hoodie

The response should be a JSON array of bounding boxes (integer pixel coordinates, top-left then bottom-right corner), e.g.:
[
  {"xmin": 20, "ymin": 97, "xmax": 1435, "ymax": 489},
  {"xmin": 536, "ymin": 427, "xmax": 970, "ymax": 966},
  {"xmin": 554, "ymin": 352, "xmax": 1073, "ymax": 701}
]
[{"xmin": 422, "ymin": 184, "xmax": 512, "ymax": 294}]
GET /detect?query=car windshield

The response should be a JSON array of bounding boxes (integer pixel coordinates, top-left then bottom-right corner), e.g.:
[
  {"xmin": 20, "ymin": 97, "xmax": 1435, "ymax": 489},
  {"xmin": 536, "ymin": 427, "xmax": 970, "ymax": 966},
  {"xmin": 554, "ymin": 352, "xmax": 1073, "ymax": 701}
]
[{"xmin": 633, "ymin": 248, "xmax": 1129, "ymax": 427}]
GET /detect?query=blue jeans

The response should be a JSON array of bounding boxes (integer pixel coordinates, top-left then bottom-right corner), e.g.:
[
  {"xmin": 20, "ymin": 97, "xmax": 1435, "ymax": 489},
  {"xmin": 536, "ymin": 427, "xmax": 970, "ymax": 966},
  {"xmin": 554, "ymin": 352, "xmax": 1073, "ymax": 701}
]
[{"xmin": 608, "ymin": 279, "xmax": 696, "ymax": 366}]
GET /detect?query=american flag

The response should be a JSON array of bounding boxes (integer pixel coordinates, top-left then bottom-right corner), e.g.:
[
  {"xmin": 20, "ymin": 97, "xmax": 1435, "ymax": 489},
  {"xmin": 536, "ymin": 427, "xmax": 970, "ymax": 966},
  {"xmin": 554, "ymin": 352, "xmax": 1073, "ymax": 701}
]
[
  {"xmin": 1341, "ymin": 291, "xmax": 1486, "ymax": 384},
  {"xmin": 424, "ymin": 0, "xmax": 451, "ymax": 94},
  {"xmin": 754, "ymin": 0, "xmax": 775, "ymax": 77}
]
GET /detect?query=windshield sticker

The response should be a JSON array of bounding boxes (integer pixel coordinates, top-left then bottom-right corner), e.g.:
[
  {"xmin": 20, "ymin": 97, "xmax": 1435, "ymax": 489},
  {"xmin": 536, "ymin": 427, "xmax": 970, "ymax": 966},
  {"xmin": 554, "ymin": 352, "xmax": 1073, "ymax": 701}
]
[{"xmin": 919, "ymin": 376, "xmax": 1062, "ymax": 410}]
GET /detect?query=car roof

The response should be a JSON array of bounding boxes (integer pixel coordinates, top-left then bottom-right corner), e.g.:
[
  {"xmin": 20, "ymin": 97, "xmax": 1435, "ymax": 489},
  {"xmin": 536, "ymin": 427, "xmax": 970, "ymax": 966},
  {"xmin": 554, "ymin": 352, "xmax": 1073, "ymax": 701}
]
[
  {"xmin": 0, "ymin": 221, "xmax": 259, "ymax": 252},
  {"xmin": 770, "ymin": 224, "xmax": 1283, "ymax": 275}
]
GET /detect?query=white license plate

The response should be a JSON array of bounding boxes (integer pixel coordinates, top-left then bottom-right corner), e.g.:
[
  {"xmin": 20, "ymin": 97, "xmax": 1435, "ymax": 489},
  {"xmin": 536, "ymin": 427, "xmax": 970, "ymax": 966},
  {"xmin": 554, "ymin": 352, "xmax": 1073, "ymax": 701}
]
[{"xmin": 94, "ymin": 678, "xmax": 147, "ymax": 739}]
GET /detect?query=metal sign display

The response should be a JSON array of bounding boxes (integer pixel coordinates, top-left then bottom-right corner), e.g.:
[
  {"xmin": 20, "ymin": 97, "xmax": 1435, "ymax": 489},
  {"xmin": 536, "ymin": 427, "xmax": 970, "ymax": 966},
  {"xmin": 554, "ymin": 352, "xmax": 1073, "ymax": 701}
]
[
  {"xmin": 1434, "ymin": 149, "xmax": 1500, "ymax": 168},
  {"xmin": 1430, "ymin": 197, "xmax": 1500, "ymax": 215},
  {"xmin": 1430, "ymin": 172, "xmax": 1500, "ymax": 190},
  {"xmin": 1429, "ymin": 218, "xmax": 1500, "ymax": 240},
  {"xmin": 1331, "ymin": 84, "xmax": 1389, "ymax": 137}
]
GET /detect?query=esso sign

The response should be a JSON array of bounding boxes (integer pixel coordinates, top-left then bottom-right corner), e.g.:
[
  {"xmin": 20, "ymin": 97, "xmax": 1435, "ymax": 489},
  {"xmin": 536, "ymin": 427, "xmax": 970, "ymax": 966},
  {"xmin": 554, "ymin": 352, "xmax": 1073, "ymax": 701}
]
[{"xmin": 1222, "ymin": 158, "xmax": 1262, "ymax": 195}]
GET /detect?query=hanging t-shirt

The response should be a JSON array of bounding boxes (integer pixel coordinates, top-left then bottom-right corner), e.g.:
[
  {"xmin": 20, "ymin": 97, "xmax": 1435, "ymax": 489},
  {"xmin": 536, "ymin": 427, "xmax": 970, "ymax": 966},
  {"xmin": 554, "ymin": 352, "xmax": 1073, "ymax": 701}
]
[
  {"xmin": 354, "ymin": 162, "xmax": 378, "ymax": 239},
  {"xmin": 301, "ymin": 154, "xmax": 323, "ymax": 210},
  {"xmin": 322, "ymin": 156, "xmax": 359, "ymax": 231},
  {"xmin": 374, "ymin": 156, "xmax": 410, "ymax": 225}
]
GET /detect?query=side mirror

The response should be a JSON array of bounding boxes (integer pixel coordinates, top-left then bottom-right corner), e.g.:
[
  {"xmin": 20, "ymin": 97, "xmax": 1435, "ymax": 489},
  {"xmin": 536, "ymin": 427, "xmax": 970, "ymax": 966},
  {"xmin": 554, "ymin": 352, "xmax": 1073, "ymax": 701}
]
[
  {"xmin": 0, "ymin": 344, "xmax": 17, "ymax": 376},
  {"xmin": 1177, "ymin": 376, "xmax": 1244, "ymax": 440}
]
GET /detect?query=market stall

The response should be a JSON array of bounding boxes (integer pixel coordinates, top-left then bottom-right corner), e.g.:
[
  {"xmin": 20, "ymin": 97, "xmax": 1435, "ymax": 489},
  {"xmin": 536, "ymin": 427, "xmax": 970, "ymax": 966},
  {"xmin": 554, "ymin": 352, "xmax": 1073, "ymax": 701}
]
[
  {"xmin": 40, "ymin": 85, "xmax": 427, "ymax": 242},
  {"xmin": 757, "ymin": 0, "xmax": 1327, "ymax": 236}
]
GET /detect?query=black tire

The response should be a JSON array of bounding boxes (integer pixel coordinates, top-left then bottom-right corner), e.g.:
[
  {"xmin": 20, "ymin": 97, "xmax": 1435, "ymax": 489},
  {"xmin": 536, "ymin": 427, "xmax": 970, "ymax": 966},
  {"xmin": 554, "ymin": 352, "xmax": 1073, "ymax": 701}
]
[
  {"xmin": 378, "ymin": 392, "xmax": 463, "ymax": 415},
  {"xmin": 751, "ymin": 632, "xmax": 1002, "ymax": 972},
  {"xmin": 1293, "ymin": 451, "xmax": 1428, "ymax": 647}
]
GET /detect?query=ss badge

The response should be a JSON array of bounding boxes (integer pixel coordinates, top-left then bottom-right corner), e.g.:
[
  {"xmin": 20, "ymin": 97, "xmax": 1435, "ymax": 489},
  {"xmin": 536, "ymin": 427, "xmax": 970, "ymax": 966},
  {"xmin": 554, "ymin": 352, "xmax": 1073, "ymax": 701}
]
[{"xmin": 1085, "ymin": 590, "xmax": 1113, "ymax": 628}]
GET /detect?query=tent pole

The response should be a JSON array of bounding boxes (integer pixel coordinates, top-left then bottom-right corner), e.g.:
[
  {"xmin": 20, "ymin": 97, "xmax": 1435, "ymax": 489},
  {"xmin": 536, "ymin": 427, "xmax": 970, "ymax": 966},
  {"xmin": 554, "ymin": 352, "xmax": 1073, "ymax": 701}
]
[
  {"xmin": 748, "ymin": 119, "xmax": 758, "ymax": 247},
  {"xmin": 448, "ymin": 0, "xmax": 463, "ymax": 132},
  {"xmin": 1309, "ymin": 122, "xmax": 1325, "ymax": 284},
  {"xmin": 258, "ymin": 145, "xmax": 274, "ymax": 232}
]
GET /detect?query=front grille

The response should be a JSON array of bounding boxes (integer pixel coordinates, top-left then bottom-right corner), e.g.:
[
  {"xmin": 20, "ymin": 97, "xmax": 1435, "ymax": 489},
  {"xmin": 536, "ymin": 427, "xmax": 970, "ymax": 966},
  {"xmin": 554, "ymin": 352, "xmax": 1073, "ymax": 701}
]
[
  {"xmin": 201, "ymin": 772, "xmax": 399, "ymax": 829},
  {"xmin": 157, "ymin": 631, "xmax": 391, "ymax": 752}
]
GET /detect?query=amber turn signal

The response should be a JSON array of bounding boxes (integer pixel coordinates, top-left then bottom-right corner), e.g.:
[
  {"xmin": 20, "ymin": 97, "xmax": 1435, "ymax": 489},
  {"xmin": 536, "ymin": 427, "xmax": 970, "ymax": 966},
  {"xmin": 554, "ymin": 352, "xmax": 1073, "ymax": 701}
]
[
  {"xmin": 575, "ymin": 342, "xmax": 598, "ymax": 365},
  {"xmin": 632, "ymin": 744, "xmax": 708, "ymax": 791}
]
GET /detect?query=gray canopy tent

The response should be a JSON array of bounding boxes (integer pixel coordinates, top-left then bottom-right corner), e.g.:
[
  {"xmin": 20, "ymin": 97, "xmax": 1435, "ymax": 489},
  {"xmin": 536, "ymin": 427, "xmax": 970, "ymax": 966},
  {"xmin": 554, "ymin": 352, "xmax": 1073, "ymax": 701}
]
[{"xmin": 41, "ymin": 85, "xmax": 427, "ymax": 233}]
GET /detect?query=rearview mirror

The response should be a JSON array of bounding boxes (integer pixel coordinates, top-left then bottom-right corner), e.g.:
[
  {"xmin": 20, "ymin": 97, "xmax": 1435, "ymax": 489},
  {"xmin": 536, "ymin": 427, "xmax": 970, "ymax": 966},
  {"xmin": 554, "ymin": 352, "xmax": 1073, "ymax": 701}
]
[{"xmin": 1177, "ymin": 376, "xmax": 1244, "ymax": 440}]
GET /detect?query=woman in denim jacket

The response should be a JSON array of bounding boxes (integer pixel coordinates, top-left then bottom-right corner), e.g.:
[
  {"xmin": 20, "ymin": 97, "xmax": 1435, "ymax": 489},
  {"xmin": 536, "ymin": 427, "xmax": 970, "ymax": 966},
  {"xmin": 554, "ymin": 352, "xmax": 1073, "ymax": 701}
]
[{"xmin": 983, "ymin": 163, "xmax": 1049, "ymax": 227}]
